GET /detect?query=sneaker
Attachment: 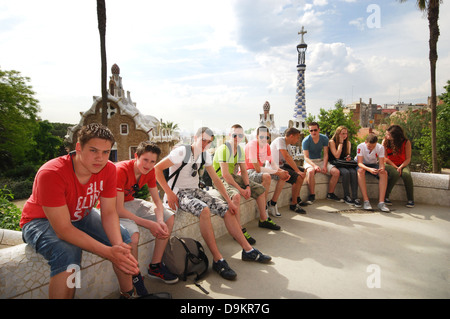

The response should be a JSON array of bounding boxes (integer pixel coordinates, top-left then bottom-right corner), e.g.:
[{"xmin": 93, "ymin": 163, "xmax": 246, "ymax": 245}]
[
  {"xmin": 344, "ymin": 195, "xmax": 354, "ymax": 205},
  {"xmin": 119, "ymin": 288, "xmax": 139, "ymax": 299},
  {"xmin": 267, "ymin": 201, "xmax": 281, "ymax": 217},
  {"xmin": 327, "ymin": 193, "xmax": 343, "ymax": 202},
  {"xmin": 406, "ymin": 200, "xmax": 415, "ymax": 208},
  {"xmin": 294, "ymin": 197, "xmax": 308, "ymax": 206},
  {"xmin": 378, "ymin": 202, "xmax": 390, "ymax": 212},
  {"xmin": 212, "ymin": 259, "xmax": 237, "ymax": 280},
  {"xmin": 384, "ymin": 198, "xmax": 393, "ymax": 206},
  {"xmin": 147, "ymin": 263, "xmax": 179, "ymax": 284},
  {"xmin": 242, "ymin": 248, "xmax": 272, "ymax": 263},
  {"xmin": 363, "ymin": 200, "xmax": 372, "ymax": 210},
  {"xmin": 132, "ymin": 273, "xmax": 149, "ymax": 297},
  {"xmin": 258, "ymin": 218, "xmax": 281, "ymax": 231},
  {"xmin": 242, "ymin": 228, "xmax": 256, "ymax": 245},
  {"xmin": 290, "ymin": 203, "xmax": 306, "ymax": 214},
  {"xmin": 354, "ymin": 199, "xmax": 362, "ymax": 208},
  {"xmin": 305, "ymin": 194, "xmax": 315, "ymax": 205}
]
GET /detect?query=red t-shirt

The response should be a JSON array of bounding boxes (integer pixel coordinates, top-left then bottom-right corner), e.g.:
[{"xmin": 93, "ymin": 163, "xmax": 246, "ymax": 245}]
[
  {"xmin": 244, "ymin": 139, "xmax": 272, "ymax": 170},
  {"xmin": 115, "ymin": 159, "xmax": 156, "ymax": 202},
  {"xmin": 386, "ymin": 140, "xmax": 407, "ymax": 166},
  {"xmin": 20, "ymin": 154, "xmax": 117, "ymax": 228}
]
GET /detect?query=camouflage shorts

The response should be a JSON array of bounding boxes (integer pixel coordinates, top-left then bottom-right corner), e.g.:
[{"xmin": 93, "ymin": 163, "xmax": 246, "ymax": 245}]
[{"xmin": 177, "ymin": 188, "xmax": 228, "ymax": 218}]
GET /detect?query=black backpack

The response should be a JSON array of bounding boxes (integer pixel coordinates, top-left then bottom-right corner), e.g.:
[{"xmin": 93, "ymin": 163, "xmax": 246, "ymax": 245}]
[
  {"xmin": 163, "ymin": 145, "xmax": 208, "ymax": 190},
  {"xmin": 162, "ymin": 237, "xmax": 209, "ymax": 294}
]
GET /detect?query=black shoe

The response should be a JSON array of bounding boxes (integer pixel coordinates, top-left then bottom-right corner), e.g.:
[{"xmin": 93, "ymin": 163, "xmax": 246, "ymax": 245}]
[
  {"xmin": 258, "ymin": 218, "xmax": 281, "ymax": 230},
  {"xmin": 290, "ymin": 203, "xmax": 306, "ymax": 214},
  {"xmin": 344, "ymin": 195, "xmax": 354, "ymax": 205},
  {"xmin": 327, "ymin": 193, "xmax": 343, "ymax": 202},
  {"xmin": 242, "ymin": 228, "xmax": 256, "ymax": 245},
  {"xmin": 242, "ymin": 248, "xmax": 272, "ymax": 263},
  {"xmin": 305, "ymin": 194, "xmax": 315, "ymax": 205},
  {"xmin": 212, "ymin": 259, "xmax": 237, "ymax": 280}
]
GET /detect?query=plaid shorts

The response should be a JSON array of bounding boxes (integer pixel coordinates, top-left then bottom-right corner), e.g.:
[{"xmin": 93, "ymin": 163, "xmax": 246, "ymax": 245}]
[{"xmin": 177, "ymin": 188, "xmax": 229, "ymax": 218}]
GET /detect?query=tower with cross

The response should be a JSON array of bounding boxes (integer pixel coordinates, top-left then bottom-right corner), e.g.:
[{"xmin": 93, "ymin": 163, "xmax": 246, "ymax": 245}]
[{"xmin": 291, "ymin": 26, "xmax": 308, "ymax": 130}]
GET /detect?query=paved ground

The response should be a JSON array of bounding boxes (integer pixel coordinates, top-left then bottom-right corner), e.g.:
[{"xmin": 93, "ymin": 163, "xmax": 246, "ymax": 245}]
[{"xmin": 111, "ymin": 200, "xmax": 450, "ymax": 299}]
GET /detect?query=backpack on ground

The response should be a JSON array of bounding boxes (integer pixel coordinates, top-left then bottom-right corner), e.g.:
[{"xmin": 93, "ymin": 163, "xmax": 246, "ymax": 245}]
[{"xmin": 162, "ymin": 236, "xmax": 209, "ymax": 294}]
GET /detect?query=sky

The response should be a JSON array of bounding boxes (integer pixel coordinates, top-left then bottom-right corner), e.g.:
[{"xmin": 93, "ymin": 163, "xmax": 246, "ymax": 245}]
[{"xmin": 1, "ymin": 0, "xmax": 449, "ymax": 135}]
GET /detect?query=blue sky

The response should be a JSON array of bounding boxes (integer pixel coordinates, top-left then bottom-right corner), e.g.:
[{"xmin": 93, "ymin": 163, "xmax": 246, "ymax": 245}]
[{"xmin": 1, "ymin": 0, "xmax": 449, "ymax": 135}]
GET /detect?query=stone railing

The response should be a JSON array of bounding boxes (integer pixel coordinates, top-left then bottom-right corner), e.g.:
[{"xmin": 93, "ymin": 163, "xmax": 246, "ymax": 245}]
[{"xmin": 1, "ymin": 172, "xmax": 448, "ymax": 299}]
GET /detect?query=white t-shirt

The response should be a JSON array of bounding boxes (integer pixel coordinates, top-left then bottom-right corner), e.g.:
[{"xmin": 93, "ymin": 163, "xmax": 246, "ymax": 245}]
[
  {"xmin": 355, "ymin": 142, "xmax": 385, "ymax": 165},
  {"xmin": 167, "ymin": 145, "xmax": 212, "ymax": 192},
  {"xmin": 270, "ymin": 137, "xmax": 288, "ymax": 166}
]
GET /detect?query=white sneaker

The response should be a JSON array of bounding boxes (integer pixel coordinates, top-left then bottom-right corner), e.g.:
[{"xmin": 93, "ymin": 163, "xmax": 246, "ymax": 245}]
[
  {"xmin": 267, "ymin": 202, "xmax": 281, "ymax": 217},
  {"xmin": 378, "ymin": 202, "xmax": 390, "ymax": 212},
  {"xmin": 363, "ymin": 201, "xmax": 372, "ymax": 210}
]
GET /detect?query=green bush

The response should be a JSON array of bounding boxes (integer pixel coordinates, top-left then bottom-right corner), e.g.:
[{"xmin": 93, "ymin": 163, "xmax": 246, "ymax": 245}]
[
  {"xmin": 0, "ymin": 186, "xmax": 22, "ymax": 231},
  {"xmin": 0, "ymin": 177, "xmax": 33, "ymax": 200}
]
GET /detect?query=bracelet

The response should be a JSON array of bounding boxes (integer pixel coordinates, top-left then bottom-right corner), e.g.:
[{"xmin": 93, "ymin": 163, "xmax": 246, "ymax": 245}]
[{"xmin": 244, "ymin": 184, "xmax": 250, "ymax": 188}]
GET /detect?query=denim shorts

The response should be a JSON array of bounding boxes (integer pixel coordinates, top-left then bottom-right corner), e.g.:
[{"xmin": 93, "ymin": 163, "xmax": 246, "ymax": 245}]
[{"xmin": 22, "ymin": 208, "xmax": 131, "ymax": 277}]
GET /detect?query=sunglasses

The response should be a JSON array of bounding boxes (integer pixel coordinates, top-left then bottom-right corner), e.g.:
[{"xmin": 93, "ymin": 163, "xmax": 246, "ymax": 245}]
[
  {"xmin": 132, "ymin": 184, "xmax": 140, "ymax": 197},
  {"xmin": 232, "ymin": 133, "xmax": 244, "ymax": 138},
  {"xmin": 259, "ymin": 136, "xmax": 270, "ymax": 140},
  {"xmin": 309, "ymin": 129, "xmax": 318, "ymax": 132},
  {"xmin": 191, "ymin": 163, "xmax": 198, "ymax": 177}
]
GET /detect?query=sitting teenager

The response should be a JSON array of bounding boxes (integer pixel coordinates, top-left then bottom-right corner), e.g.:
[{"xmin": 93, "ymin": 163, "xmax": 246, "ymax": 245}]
[
  {"xmin": 328, "ymin": 126, "xmax": 361, "ymax": 207},
  {"xmin": 302, "ymin": 122, "xmax": 342, "ymax": 204},
  {"xmin": 355, "ymin": 133, "xmax": 390, "ymax": 212},
  {"xmin": 115, "ymin": 141, "xmax": 178, "ymax": 297},
  {"xmin": 20, "ymin": 123, "xmax": 139, "ymax": 299},
  {"xmin": 382, "ymin": 125, "xmax": 415, "ymax": 208}
]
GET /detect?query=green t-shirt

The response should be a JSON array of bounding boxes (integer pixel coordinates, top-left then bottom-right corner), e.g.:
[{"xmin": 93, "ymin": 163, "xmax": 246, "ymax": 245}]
[{"xmin": 212, "ymin": 142, "xmax": 245, "ymax": 178}]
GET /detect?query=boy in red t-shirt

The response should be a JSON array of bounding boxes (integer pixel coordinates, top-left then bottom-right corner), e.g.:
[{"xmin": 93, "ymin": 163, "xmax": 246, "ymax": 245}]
[
  {"xmin": 20, "ymin": 123, "xmax": 139, "ymax": 299},
  {"xmin": 115, "ymin": 141, "xmax": 177, "ymax": 294}
]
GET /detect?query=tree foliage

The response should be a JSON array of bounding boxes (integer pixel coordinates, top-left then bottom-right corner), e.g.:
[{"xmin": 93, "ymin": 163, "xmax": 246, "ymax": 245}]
[{"xmin": 0, "ymin": 68, "xmax": 40, "ymax": 171}]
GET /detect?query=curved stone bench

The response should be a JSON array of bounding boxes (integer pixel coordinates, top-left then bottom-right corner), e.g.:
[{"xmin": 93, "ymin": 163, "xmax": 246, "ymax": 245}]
[{"xmin": 1, "ymin": 172, "xmax": 448, "ymax": 299}]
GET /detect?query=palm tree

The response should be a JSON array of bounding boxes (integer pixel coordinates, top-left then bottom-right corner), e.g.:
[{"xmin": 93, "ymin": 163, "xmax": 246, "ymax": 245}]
[
  {"xmin": 160, "ymin": 120, "xmax": 179, "ymax": 135},
  {"xmin": 97, "ymin": 0, "xmax": 108, "ymax": 126},
  {"xmin": 400, "ymin": 0, "xmax": 441, "ymax": 172}
]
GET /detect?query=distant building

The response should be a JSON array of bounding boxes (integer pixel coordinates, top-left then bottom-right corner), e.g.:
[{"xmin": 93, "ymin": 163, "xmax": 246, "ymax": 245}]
[{"xmin": 65, "ymin": 64, "xmax": 178, "ymax": 162}]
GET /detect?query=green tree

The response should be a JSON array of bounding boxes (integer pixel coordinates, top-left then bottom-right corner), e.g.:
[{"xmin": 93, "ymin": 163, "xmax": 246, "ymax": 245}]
[
  {"xmin": 31, "ymin": 120, "xmax": 63, "ymax": 164},
  {"xmin": 400, "ymin": 0, "xmax": 441, "ymax": 172},
  {"xmin": 0, "ymin": 68, "xmax": 40, "ymax": 172},
  {"xmin": 303, "ymin": 100, "xmax": 360, "ymax": 157},
  {"xmin": 160, "ymin": 120, "xmax": 179, "ymax": 134},
  {"xmin": 417, "ymin": 80, "xmax": 450, "ymax": 170}
]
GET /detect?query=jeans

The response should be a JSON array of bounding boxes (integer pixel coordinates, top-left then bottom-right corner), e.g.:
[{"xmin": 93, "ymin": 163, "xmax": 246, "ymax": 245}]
[
  {"xmin": 385, "ymin": 164, "xmax": 414, "ymax": 201},
  {"xmin": 22, "ymin": 208, "xmax": 131, "ymax": 277}
]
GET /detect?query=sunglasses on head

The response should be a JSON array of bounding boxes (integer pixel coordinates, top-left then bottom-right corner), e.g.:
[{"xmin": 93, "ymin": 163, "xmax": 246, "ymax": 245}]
[
  {"xmin": 259, "ymin": 135, "xmax": 270, "ymax": 140},
  {"xmin": 232, "ymin": 133, "xmax": 244, "ymax": 138}
]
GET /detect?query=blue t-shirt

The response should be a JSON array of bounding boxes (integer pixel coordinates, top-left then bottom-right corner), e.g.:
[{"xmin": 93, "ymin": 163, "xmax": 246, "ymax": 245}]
[{"xmin": 302, "ymin": 134, "xmax": 329, "ymax": 159}]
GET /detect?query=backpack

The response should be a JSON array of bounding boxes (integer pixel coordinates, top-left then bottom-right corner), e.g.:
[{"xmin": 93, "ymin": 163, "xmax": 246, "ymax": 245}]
[
  {"xmin": 163, "ymin": 145, "xmax": 208, "ymax": 190},
  {"xmin": 162, "ymin": 236, "xmax": 209, "ymax": 294}
]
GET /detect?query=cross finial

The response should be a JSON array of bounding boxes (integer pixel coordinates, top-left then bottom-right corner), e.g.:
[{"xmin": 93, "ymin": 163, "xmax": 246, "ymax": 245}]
[{"xmin": 298, "ymin": 26, "xmax": 307, "ymax": 44}]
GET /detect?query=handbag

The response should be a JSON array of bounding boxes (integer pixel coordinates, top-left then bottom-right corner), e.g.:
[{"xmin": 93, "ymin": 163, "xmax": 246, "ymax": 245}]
[{"xmin": 332, "ymin": 159, "xmax": 358, "ymax": 168}]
